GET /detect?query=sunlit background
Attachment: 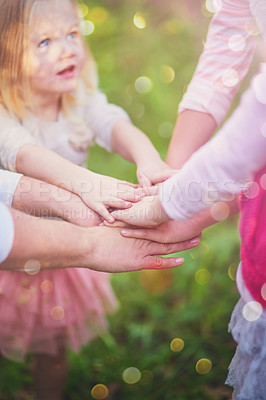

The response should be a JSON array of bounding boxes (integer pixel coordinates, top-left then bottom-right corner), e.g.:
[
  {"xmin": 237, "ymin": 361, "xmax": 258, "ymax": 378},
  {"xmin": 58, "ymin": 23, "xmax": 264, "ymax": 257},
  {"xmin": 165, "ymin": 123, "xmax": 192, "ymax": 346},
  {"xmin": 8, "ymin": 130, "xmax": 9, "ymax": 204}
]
[{"xmin": 0, "ymin": 0, "xmax": 262, "ymax": 399}]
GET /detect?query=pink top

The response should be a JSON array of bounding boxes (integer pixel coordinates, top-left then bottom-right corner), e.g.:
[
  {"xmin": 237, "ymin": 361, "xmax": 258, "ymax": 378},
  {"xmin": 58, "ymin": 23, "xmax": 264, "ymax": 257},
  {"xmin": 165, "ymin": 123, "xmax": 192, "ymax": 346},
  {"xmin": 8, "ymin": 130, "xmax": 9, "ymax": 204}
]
[
  {"xmin": 162, "ymin": 0, "xmax": 266, "ymax": 307},
  {"xmin": 239, "ymin": 165, "xmax": 266, "ymax": 307},
  {"xmin": 179, "ymin": 0, "xmax": 265, "ymax": 125}
]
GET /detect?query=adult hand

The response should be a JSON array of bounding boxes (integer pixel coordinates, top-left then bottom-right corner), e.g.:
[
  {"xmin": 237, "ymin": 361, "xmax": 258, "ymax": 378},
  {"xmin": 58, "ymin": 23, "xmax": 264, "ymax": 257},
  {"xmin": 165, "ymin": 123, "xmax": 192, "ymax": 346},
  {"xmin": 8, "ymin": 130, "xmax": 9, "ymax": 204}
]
[{"xmin": 85, "ymin": 226, "xmax": 200, "ymax": 272}]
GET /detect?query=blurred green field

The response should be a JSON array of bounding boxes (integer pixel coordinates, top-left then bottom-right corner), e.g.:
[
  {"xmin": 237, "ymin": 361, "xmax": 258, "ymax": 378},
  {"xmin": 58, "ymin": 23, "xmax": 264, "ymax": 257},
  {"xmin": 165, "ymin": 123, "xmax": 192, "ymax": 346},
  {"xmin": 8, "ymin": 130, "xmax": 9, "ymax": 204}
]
[{"xmin": 0, "ymin": 0, "xmax": 248, "ymax": 399}]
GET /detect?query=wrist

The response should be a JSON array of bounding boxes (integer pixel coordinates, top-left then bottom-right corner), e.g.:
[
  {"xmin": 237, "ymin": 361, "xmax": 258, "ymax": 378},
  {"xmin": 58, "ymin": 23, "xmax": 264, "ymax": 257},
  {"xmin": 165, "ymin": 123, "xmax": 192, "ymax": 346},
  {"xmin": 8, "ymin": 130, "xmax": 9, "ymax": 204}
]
[{"xmin": 152, "ymin": 195, "xmax": 170, "ymax": 225}]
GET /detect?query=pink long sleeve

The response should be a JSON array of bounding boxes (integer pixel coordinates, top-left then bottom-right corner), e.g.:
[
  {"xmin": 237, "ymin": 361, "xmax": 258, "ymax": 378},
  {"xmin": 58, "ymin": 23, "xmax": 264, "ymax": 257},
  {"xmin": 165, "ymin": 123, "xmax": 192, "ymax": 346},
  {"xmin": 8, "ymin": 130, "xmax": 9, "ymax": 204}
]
[
  {"xmin": 161, "ymin": 74, "xmax": 266, "ymax": 221},
  {"xmin": 179, "ymin": 0, "xmax": 257, "ymax": 125}
]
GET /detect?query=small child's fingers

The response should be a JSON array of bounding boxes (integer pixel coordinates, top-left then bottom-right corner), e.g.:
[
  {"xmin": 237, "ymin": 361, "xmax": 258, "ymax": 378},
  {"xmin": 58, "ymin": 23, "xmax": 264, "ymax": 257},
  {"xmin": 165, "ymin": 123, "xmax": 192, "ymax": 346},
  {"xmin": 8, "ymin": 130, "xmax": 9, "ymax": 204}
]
[
  {"xmin": 140, "ymin": 185, "xmax": 160, "ymax": 196},
  {"xmin": 104, "ymin": 220, "xmax": 128, "ymax": 228},
  {"xmin": 105, "ymin": 197, "xmax": 133, "ymax": 209},
  {"xmin": 116, "ymin": 189, "xmax": 143, "ymax": 203},
  {"xmin": 138, "ymin": 173, "xmax": 152, "ymax": 189},
  {"xmin": 118, "ymin": 180, "xmax": 138, "ymax": 188},
  {"xmin": 109, "ymin": 209, "xmax": 133, "ymax": 225},
  {"xmin": 94, "ymin": 204, "xmax": 115, "ymax": 224}
]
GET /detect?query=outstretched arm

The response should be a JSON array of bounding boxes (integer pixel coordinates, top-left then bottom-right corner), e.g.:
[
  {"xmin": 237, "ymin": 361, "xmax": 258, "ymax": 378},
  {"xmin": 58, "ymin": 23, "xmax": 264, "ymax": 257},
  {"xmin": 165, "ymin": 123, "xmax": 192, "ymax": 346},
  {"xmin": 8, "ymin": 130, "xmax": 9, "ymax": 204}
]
[
  {"xmin": 0, "ymin": 205, "xmax": 200, "ymax": 272},
  {"xmin": 111, "ymin": 119, "xmax": 177, "ymax": 187},
  {"xmin": 16, "ymin": 144, "xmax": 142, "ymax": 223},
  {"xmin": 167, "ymin": 0, "xmax": 256, "ymax": 169}
]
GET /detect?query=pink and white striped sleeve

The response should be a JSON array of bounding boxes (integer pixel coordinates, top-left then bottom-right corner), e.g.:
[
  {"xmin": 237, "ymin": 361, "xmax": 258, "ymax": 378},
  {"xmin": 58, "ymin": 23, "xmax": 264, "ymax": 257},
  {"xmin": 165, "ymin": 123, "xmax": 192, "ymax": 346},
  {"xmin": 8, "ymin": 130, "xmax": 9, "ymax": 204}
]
[{"xmin": 179, "ymin": 0, "xmax": 257, "ymax": 125}]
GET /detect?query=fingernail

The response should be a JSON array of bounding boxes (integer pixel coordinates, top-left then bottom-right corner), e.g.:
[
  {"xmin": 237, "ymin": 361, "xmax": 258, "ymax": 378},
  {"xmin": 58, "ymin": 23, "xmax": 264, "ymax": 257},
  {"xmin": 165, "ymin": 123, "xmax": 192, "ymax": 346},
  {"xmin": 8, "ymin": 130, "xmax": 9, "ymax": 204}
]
[
  {"xmin": 121, "ymin": 230, "xmax": 129, "ymax": 236},
  {"xmin": 190, "ymin": 238, "xmax": 200, "ymax": 245},
  {"xmin": 176, "ymin": 257, "xmax": 184, "ymax": 263},
  {"xmin": 125, "ymin": 202, "xmax": 132, "ymax": 207}
]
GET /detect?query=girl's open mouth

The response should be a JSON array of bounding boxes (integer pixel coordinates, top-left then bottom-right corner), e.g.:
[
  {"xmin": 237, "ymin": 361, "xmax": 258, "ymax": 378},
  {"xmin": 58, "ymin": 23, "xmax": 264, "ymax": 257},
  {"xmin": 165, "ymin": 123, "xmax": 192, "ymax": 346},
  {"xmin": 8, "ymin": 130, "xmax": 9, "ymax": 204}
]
[{"xmin": 57, "ymin": 65, "xmax": 76, "ymax": 78}]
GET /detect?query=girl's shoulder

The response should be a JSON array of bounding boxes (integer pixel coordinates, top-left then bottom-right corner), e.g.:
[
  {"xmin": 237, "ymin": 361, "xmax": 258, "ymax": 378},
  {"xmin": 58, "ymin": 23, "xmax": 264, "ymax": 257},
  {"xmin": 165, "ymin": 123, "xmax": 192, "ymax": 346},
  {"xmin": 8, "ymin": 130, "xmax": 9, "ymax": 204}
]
[{"xmin": 0, "ymin": 105, "xmax": 22, "ymax": 127}]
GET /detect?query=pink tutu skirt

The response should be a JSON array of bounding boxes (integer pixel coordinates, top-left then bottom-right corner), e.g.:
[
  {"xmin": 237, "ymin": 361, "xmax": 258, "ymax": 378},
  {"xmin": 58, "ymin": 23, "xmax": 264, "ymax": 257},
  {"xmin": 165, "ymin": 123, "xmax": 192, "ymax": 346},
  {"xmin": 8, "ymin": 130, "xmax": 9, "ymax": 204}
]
[{"xmin": 0, "ymin": 268, "xmax": 118, "ymax": 361}]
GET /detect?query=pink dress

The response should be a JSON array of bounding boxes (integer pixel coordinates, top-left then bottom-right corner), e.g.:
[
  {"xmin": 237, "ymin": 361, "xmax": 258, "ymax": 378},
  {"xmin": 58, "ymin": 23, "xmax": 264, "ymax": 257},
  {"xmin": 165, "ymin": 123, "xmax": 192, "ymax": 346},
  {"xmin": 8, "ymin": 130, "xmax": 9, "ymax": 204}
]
[{"xmin": 0, "ymin": 88, "xmax": 130, "ymax": 361}]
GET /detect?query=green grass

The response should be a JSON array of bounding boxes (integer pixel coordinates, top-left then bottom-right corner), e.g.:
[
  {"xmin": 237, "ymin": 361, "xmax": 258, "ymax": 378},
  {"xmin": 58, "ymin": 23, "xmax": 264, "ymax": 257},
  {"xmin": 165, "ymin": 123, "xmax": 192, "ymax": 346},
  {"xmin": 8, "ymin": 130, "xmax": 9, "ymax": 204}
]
[{"xmin": 0, "ymin": 1, "xmax": 245, "ymax": 399}]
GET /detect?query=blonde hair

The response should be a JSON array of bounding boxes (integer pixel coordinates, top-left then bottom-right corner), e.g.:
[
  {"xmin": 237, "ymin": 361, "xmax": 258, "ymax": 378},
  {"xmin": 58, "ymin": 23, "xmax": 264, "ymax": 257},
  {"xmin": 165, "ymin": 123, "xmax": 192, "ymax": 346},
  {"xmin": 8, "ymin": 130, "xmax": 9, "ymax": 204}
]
[{"xmin": 0, "ymin": 0, "xmax": 97, "ymax": 120}]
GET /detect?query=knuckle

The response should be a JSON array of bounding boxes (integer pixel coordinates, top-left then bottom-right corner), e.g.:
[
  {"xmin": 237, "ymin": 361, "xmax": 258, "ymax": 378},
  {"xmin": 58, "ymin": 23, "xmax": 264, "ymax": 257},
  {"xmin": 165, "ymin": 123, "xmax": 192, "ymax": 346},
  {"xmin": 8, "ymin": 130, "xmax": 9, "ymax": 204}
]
[{"xmin": 163, "ymin": 243, "xmax": 172, "ymax": 252}]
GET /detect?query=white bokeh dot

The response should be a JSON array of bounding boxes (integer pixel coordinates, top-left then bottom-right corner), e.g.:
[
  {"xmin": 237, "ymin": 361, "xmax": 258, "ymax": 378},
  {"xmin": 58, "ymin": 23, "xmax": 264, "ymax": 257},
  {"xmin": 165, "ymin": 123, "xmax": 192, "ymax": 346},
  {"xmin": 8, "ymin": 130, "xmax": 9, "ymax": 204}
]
[
  {"xmin": 261, "ymin": 283, "xmax": 266, "ymax": 301},
  {"xmin": 205, "ymin": 0, "xmax": 222, "ymax": 13},
  {"xmin": 261, "ymin": 122, "xmax": 266, "ymax": 138},
  {"xmin": 260, "ymin": 174, "xmax": 266, "ymax": 190},
  {"xmin": 80, "ymin": 20, "xmax": 94, "ymax": 36},
  {"xmin": 135, "ymin": 76, "xmax": 153, "ymax": 94},
  {"xmin": 253, "ymin": 73, "xmax": 266, "ymax": 104},
  {"xmin": 228, "ymin": 34, "xmax": 246, "ymax": 52},
  {"xmin": 222, "ymin": 69, "xmax": 239, "ymax": 87},
  {"xmin": 242, "ymin": 301, "xmax": 263, "ymax": 322}
]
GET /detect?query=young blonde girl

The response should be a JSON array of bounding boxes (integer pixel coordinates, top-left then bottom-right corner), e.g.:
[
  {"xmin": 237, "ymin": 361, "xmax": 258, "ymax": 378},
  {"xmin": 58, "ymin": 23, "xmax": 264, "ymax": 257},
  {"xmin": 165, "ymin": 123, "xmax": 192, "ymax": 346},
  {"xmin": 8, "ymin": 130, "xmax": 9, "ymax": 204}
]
[{"xmin": 0, "ymin": 0, "xmax": 175, "ymax": 399}]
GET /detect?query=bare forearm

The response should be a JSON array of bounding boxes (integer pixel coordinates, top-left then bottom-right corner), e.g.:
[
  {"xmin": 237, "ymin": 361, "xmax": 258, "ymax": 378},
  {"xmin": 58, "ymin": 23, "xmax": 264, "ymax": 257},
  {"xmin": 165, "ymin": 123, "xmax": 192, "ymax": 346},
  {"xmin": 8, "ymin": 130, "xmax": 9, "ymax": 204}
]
[
  {"xmin": 166, "ymin": 110, "xmax": 217, "ymax": 169},
  {"xmin": 12, "ymin": 176, "xmax": 70, "ymax": 217},
  {"xmin": 16, "ymin": 144, "xmax": 90, "ymax": 193},
  {"xmin": 191, "ymin": 198, "xmax": 239, "ymax": 231},
  {"xmin": 0, "ymin": 208, "xmax": 91, "ymax": 271},
  {"xmin": 111, "ymin": 120, "xmax": 161, "ymax": 165}
]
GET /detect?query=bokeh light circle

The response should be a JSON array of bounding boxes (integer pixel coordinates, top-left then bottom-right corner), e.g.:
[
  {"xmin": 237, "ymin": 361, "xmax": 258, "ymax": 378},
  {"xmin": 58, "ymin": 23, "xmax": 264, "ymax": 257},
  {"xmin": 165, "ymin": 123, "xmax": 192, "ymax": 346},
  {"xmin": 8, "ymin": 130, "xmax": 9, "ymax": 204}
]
[
  {"xmin": 261, "ymin": 123, "xmax": 266, "ymax": 138},
  {"xmin": 205, "ymin": 0, "xmax": 222, "ymax": 13},
  {"xmin": 242, "ymin": 301, "xmax": 263, "ymax": 321},
  {"xmin": 41, "ymin": 280, "xmax": 53, "ymax": 294},
  {"xmin": 261, "ymin": 283, "xmax": 266, "ymax": 301},
  {"xmin": 50, "ymin": 306, "xmax": 65, "ymax": 320},
  {"xmin": 253, "ymin": 74, "xmax": 266, "ymax": 104},
  {"xmin": 91, "ymin": 384, "xmax": 109, "ymax": 399},
  {"xmin": 170, "ymin": 338, "xmax": 184, "ymax": 352},
  {"xmin": 195, "ymin": 269, "xmax": 211, "ymax": 285},
  {"xmin": 222, "ymin": 68, "xmax": 239, "ymax": 87},
  {"xmin": 77, "ymin": 4, "xmax": 88, "ymax": 18},
  {"xmin": 244, "ymin": 181, "xmax": 260, "ymax": 199},
  {"xmin": 122, "ymin": 367, "xmax": 141, "ymax": 384},
  {"xmin": 196, "ymin": 358, "xmax": 212, "ymax": 374},
  {"xmin": 160, "ymin": 65, "xmax": 175, "ymax": 83},
  {"xmin": 228, "ymin": 263, "xmax": 237, "ymax": 281},
  {"xmin": 135, "ymin": 76, "xmax": 153, "ymax": 94},
  {"xmin": 80, "ymin": 20, "xmax": 94, "ymax": 36},
  {"xmin": 133, "ymin": 13, "xmax": 146, "ymax": 29},
  {"xmin": 141, "ymin": 269, "xmax": 173, "ymax": 293},
  {"xmin": 24, "ymin": 259, "xmax": 41, "ymax": 276},
  {"xmin": 211, "ymin": 202, "xmax": 230, "ymax": 221},
  {"xmin": 245, "ymin": 18, "xmax": 261, "ymax": 36},
  {"xmin": 158, "ymin": 122, "xmax": 174, "ymax": 138},
  {"xmin": 228, "ymin": 34, "xmax": 246, "ymax": 52},
  {"xmin": 260, "ymin": 174, "xmax": 266, "ymax": 190}
]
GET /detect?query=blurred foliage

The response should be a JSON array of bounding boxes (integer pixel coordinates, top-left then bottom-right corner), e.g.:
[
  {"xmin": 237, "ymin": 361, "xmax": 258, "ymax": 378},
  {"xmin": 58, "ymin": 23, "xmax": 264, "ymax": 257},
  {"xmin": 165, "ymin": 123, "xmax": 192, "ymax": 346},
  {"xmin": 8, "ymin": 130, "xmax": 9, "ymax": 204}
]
[{"xmin": 0, "ymin": 0, "xmax": 246, "ymax": 399}]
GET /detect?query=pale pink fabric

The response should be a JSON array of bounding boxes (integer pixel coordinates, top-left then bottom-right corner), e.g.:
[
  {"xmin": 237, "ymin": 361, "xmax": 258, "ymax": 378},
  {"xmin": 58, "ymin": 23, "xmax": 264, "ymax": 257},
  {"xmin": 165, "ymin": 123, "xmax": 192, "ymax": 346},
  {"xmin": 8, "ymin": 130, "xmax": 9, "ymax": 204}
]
[
  {"xmin": 179, "ymin": 0, "xmax": 257, "ymax": 125},
  {"xmin": 0, "ymin": 268, "xmax": 117, "ymax": 361},
  {"xmin": 0, "ymin": 89, "xmax": 129, "ymax": 360}
]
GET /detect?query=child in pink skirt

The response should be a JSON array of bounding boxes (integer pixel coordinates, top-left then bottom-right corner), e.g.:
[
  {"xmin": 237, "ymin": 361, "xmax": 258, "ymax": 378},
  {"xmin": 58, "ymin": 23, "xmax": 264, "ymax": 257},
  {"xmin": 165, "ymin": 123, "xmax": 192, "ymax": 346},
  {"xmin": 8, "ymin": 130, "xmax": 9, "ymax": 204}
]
[{"xmin": 0, "ymin": 0, "xmax": 174, "ymax": 399}]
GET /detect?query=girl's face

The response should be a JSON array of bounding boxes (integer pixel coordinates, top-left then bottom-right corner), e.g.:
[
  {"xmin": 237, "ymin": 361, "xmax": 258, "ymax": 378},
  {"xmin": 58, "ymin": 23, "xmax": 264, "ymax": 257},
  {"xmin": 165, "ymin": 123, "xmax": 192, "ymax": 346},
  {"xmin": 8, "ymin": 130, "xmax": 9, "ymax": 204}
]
[{"xmin": 26, "ymin": 0, "xmax": 85, "ymax": 101}]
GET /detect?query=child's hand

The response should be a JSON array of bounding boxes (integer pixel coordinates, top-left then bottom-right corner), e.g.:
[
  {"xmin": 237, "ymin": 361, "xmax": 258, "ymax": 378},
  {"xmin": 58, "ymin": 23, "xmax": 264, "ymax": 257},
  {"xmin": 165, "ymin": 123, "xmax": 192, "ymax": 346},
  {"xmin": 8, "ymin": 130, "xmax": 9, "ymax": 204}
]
[
  {"xmin": 137, "ymin": 159, "xmax": 178, "ymax": 188},
  {"xmin": 105, "ymin": 195, "xmax": 170, "ymax": 227},
  {"xmin": 75, "ymin": 171, "xmax": 143, "ymax": 223},
  {"xmin": 59, "ymin": 195, "xmax": 102, "ymax": 227}
]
